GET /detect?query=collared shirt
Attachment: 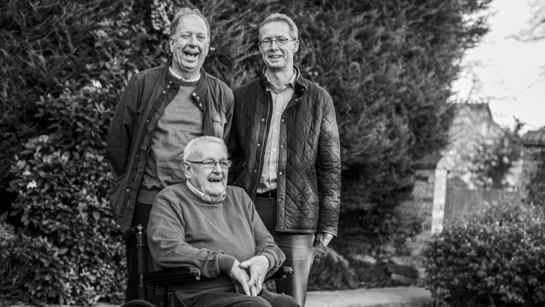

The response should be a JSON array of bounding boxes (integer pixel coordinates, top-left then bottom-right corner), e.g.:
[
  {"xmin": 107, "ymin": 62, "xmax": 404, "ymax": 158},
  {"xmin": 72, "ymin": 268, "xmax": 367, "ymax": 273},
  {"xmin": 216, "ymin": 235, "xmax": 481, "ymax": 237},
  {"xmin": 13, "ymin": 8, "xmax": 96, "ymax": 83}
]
[
  {"xmin": 186, "ymin": 181, "xmax": 226, "ymax": 202},
  {"xmin": 169, "ymin": 66, "xmax": 201, "ymax": 82},
  {"xmin": 256, "ymin": 68, "xmax": 297, "ymax": 193}
]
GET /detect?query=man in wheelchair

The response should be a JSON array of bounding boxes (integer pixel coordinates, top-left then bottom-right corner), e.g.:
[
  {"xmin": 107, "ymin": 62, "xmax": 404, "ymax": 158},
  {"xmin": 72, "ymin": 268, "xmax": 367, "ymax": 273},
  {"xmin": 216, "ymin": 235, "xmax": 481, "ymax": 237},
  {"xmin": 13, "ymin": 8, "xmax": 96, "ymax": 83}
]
[{"xmin": 147, "ymin": 136, "xmax": 299, "ymax": 307}]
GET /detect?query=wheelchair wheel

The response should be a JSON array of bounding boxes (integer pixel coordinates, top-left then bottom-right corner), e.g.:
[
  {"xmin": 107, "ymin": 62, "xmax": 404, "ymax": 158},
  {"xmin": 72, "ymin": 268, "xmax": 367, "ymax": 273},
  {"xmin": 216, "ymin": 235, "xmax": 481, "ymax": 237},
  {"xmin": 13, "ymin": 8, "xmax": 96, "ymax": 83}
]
[{"xmin": 121, "ymin": 299, "xmax": 158, "ymax": 307}]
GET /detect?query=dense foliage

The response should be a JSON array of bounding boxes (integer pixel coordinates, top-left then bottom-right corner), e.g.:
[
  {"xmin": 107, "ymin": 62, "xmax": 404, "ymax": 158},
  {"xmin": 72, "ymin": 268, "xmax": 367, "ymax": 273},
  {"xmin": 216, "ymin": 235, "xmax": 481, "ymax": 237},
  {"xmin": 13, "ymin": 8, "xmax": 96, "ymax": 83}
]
[
  {"xmin": 525, "ymin": 148, "xmax": 545, "ymax": 206},
  {"xmin": 0, "ymin": 0, "xmax": 490, "ymax": 303},
  {"xmin": 469, "ymin": 120, "xmax": 524, "ymax": 189},
  {"xmin": 308, "ymin": 246, "xmax": 356, "ymax": 291},
  {"xmin": 0, "ymin": 1, "xmax": 147, "ymax": 304},
  {"xmin": 425, "ymin": 200, "xmax": 545, "ymax": 306}
]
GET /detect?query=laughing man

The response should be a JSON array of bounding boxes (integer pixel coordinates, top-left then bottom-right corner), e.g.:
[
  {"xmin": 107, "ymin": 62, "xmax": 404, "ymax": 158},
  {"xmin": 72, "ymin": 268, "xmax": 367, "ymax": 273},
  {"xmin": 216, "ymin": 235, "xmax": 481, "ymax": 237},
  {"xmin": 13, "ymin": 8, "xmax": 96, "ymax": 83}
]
[{"xmin": 106, "ymin": 8, "xmax": 233, "ymax": 302}]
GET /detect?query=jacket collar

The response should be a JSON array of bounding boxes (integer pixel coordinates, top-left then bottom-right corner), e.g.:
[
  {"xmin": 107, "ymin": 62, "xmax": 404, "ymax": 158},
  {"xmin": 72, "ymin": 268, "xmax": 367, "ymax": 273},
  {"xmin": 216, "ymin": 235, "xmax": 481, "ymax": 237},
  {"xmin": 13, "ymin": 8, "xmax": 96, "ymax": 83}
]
[
  {"xmin": 259, "ymin": 65, "xmax": 307, "ymax": 97},
  {"xmin": 164, "ymin": 59, "xmax": 209, "ymax": 102}
]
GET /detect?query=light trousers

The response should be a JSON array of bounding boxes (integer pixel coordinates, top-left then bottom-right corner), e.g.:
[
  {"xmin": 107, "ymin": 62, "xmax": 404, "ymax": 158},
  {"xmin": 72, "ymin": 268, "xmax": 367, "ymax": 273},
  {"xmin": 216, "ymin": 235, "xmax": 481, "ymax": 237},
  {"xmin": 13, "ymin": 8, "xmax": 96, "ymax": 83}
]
[{"xmin": 254, "ymin": 196, "xmax": 315, "ymax": 307}]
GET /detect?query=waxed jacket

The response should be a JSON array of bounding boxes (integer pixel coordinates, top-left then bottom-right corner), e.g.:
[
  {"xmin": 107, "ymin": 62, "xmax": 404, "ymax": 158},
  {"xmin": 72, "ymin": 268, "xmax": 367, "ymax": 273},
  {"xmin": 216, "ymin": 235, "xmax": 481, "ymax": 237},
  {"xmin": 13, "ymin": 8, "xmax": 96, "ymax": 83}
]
[
  {"xmin": 107, "ymin": 62, "xmax": 234, "ymax": 233},
  {"xmin": 229, "ymin": 66, "xmax": 341, "ymax": 235}
]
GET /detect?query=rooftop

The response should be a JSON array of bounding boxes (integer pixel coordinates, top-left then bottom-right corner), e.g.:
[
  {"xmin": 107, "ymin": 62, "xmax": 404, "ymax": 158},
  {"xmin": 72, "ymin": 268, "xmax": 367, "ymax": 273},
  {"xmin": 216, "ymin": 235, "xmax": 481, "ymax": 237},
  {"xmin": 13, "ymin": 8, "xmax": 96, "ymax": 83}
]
[{"xmin": 523, "ymin": 127, "xmax": 545, "ymax": 147}]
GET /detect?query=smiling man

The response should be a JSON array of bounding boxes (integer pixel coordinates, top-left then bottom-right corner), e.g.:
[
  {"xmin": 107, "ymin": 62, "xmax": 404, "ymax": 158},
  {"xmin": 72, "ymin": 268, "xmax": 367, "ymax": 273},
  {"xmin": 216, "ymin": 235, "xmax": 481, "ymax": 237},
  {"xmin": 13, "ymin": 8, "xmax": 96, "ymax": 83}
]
[
  {"xmin": 228, "ymin": 13, "xmax": 341, "ymax": 307},
  {"xmin": 147, "ymin": 136, "xmax": 299, "ymax": 307},
  {"xmin": 106, "ymin": 8, "xmax": 233, "ymax": 302}
]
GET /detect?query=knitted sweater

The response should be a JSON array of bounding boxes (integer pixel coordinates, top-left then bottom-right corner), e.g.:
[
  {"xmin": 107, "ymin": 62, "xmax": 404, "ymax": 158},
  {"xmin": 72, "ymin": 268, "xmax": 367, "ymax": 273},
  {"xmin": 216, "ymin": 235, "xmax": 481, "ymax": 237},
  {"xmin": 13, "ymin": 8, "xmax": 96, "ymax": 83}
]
[{"xmin": 147, "ymin": 184, "xmax": 285, "ymax": 299}]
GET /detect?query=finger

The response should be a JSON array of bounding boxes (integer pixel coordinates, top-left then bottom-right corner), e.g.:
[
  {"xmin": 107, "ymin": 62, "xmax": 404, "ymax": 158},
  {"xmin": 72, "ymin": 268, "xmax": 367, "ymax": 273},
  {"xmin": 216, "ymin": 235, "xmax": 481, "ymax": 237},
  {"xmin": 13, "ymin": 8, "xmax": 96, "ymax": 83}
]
[
  {"xmin": 256, "ymin": 279, "xmax": 263, "ymax": 294},
  {"xmin": 312, "ymin": 234, "xmax": 322, "ymax": 247},
  {"xmin": 250, "ymin": 284, "xmax": 258, "ymax": 296},
  {"xmin": 241, "ymin": 280, "xmax": 251, "ymax": 296},
  {"xmin": 247, "ymin": 276, "xmax": 255, "ymax": 288}
]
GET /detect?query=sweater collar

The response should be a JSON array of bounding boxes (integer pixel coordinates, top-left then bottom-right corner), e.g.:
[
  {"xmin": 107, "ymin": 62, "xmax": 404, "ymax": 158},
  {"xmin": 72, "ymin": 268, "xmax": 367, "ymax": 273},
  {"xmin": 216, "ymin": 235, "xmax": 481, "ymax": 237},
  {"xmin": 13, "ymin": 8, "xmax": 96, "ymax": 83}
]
[
  {"xmin": 164, "ymin": 59, "xmax": 209, "ymax": 101},
  {"xmin": 186, "ymin": 181, "xmax": 226, "ymax": 202}
]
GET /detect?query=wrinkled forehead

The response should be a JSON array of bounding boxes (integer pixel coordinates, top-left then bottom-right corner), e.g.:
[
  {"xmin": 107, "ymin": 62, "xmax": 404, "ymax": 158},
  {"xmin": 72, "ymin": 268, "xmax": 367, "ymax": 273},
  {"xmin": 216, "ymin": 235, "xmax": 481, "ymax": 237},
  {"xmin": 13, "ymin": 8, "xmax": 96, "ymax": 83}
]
[
  {"xmin": 193, "ymin": 142, "xmax": 228, "ymax": 160},
  {"xmin": 174, "ymin": 14, "xmax": 210, "ymax": 37}
]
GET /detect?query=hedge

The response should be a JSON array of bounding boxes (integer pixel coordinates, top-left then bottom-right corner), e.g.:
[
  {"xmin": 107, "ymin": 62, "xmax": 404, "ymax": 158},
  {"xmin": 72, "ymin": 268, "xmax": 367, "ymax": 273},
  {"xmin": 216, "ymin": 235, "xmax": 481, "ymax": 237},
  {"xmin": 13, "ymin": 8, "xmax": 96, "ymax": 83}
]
[{"xmin": 425, "ymin": 200, "xmax": 545, "ymax": 306}]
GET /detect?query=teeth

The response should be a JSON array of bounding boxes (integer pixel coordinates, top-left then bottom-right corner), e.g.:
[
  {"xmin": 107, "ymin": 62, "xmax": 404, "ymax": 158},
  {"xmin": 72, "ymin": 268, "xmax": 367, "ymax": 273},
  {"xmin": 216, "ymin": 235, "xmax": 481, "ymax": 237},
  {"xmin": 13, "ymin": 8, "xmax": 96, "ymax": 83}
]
[{"xmin": 184, "ymin": 52, "xmax": 198, "ymax": 58}]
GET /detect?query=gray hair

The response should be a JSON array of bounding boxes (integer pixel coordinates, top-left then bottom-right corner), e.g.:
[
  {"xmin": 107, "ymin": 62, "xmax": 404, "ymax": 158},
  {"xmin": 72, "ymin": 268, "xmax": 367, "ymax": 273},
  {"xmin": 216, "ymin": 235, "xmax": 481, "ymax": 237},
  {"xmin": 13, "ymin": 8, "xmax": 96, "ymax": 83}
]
[
  {"xmin": 170, "ymin": 8, "xmax": 210, "ymax": 38},
  {"xmin": 259, "ymin": 13, "xmax": 299, "ymax": 40},
  {"xmin": 183, "ymin": 136, "xmax": 227, "ymax": 161}
]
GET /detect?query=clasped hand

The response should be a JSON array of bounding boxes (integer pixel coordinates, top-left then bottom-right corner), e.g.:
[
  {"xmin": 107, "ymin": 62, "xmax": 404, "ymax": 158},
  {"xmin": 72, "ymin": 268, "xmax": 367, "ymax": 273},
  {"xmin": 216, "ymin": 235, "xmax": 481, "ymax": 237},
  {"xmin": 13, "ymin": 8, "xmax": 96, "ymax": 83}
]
[{"xmin": 229, "ymin": 255, "xmax": 269, "ymax": 296}]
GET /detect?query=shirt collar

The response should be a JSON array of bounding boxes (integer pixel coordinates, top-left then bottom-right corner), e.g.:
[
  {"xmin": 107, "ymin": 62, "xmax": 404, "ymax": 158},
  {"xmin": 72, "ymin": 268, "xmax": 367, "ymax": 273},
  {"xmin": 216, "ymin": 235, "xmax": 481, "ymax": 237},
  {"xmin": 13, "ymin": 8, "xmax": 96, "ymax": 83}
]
[
  {"xmin": 186, "ymin": 181, "xmax": 226, "ymax": 202},
  {"xmin": 263, "ymin": 68, "xmax": 297, "ymax": 93},
  {"xmin": 169, "ymin": 66, "xmax": 201, "ymax": 82}
]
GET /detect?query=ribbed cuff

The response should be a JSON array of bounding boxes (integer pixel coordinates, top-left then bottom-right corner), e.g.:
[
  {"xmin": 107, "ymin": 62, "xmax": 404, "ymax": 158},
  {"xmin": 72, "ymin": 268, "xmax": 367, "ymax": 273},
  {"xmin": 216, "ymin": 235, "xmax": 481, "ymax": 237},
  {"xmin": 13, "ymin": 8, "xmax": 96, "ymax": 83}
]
[{"xmin": 217, "ymin": 254, "xmax": 237, "ymax": 274}]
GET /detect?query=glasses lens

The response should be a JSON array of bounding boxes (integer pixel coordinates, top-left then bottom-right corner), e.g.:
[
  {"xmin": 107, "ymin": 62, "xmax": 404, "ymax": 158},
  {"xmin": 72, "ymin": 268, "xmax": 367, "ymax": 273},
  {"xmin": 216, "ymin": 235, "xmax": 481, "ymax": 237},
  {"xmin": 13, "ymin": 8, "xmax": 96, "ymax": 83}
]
[
  {"xmin": 277, "ymin": 38, "xmax": 289, "ymax": 45},
  {"xmin": 219, "ymin": 161, "xmax": 231, "ymax": 169},
  {"xmin": 202, "ymin": 160, "xmax": 215, "ymax": 168}
]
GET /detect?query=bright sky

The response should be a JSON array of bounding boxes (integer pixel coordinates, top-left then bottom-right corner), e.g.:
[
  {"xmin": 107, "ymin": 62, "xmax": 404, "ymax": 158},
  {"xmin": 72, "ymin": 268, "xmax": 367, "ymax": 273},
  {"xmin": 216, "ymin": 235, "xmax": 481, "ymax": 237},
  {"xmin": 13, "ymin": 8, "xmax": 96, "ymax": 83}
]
[{"xmin": 452, "ymin": 0, "xmax": 545, "ymax": 133}]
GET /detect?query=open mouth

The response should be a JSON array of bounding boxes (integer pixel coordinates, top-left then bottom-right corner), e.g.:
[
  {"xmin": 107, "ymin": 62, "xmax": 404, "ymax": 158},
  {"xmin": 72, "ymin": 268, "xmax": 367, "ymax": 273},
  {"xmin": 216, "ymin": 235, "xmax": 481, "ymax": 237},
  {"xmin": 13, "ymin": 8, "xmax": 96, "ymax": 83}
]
[
  {"xmin": 208, "ymin": 178, "xmax": 223, "ymax": 183},
  {"xmin": 184, "ymin": 51, "xmax": 199, "ymax": 59}
]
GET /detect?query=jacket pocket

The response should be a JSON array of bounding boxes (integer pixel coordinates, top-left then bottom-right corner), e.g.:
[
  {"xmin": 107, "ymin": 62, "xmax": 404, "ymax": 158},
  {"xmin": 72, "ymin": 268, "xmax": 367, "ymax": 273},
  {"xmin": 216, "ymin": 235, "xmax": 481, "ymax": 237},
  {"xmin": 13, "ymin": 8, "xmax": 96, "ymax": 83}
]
[{"xmin": 108, "ymin": 173, "xmax": 127, "ymax": 221}]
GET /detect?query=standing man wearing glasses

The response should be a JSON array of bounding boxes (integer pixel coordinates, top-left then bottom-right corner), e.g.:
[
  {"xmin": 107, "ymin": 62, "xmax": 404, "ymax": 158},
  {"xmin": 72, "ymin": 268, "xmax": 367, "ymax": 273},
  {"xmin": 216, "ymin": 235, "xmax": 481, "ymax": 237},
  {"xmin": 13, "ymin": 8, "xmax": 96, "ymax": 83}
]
[
  {"xmin": 229, "ymin": 13, "xmax": 341, "ymax": 306},
  {"xmin": 106, "ymin": 8, "xmax": 233, "ymax": 302}
]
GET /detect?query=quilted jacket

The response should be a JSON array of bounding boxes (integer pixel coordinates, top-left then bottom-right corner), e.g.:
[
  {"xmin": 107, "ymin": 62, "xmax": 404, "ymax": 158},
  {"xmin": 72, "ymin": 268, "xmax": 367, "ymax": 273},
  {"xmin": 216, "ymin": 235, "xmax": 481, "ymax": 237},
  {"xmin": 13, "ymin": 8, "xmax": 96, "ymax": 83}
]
[
  {"xmin": 107, "ymin": 61, "xmax": 234, "ymax": 233},
  {"xmin": 229, "ymin": 66, "xmax": 341, "ymax": 235}
]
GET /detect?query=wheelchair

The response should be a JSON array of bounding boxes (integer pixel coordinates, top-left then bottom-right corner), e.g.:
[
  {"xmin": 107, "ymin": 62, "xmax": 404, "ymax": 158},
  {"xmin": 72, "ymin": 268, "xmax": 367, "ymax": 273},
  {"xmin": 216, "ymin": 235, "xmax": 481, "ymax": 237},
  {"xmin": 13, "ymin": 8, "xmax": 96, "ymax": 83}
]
[{"xmin": 121, "ymin": 225, "xmax": 293, "ymax": 307}]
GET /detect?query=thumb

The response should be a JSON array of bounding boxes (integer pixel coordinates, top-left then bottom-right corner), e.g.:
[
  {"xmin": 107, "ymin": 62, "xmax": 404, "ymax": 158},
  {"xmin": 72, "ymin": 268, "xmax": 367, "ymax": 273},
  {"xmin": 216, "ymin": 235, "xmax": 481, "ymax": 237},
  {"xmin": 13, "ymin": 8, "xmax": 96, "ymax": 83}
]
[{"xmin": 238, "ymin": 259, "xmax": 253, "ymax": 269}]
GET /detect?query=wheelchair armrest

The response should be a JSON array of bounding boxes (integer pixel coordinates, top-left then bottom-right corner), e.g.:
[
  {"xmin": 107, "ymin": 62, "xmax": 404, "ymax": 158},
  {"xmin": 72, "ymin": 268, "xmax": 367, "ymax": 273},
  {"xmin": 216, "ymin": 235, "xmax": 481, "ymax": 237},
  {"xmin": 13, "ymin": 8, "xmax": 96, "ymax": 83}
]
[
  {"xmin": 268, "ymin": 266, "xmax": 293, "ymax": 280},
  {"xmin": 143, "ymin": 266, "xmax": 201, "ymax": 286}
]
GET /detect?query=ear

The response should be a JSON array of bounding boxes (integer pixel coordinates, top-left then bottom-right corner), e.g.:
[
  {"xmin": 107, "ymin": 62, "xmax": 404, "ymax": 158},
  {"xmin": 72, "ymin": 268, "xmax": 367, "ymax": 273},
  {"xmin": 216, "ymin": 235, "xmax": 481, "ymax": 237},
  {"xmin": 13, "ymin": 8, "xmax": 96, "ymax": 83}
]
[
  {"xmin": 204, "ymin": 41, "xmax": 210, "ymax": 57},
  {"xmin": 169, "ymin": 36, "xmax": 175, "ymax": 54},
  {"xmin": 293, "ymin": 39, "xmax": 299, "ymax": 53},
  {"xmin": 182, "ymin": 162, "xmax": 192, "ymax": 179}
]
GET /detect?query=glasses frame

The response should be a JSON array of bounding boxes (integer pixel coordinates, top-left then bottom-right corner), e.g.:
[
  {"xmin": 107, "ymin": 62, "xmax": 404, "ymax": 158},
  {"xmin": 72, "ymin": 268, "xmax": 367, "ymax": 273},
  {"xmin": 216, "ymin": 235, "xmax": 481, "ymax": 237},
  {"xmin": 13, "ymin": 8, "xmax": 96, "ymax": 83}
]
[
  {"xmin": 185, "ymin": 159, "xmax": 232, "ymax": 169},
  {"xmin": 258, "ymin": 37, "xmax": 297, "ymax": 47}
]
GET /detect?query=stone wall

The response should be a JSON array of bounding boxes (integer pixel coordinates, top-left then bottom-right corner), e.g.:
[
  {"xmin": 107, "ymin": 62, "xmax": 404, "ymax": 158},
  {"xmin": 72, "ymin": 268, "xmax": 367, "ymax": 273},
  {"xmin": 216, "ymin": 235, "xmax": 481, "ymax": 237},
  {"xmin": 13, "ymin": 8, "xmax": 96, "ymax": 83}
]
[
  {"xmin": 397, "ymin": 168, "xmax": 447, "ymax": 234},
  {"xmin": 397, "ymin": 169, "xmax": 434, "ymax": 230}
]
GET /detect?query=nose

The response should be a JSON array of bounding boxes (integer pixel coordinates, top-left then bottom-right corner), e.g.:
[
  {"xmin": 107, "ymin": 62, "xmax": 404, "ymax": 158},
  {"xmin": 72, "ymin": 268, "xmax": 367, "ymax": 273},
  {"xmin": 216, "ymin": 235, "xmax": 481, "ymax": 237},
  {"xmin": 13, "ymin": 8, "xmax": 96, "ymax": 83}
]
[
  {"xmin": 188, "ymin": 35, "xmax": 197, "ymax": 46},
  {"xmin": 269, "ymin": 39, "xmax": 279, "ymax": 48},
  {"xmin": 212, "ymin": 162, "xmax": 223, "ymax": 172}
]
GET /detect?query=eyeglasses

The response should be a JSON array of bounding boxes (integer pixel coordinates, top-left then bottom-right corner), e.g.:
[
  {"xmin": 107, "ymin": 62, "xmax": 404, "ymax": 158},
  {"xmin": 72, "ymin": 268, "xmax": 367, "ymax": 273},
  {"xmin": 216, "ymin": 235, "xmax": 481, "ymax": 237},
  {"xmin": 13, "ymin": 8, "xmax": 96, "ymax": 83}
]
[
  {"xmin": 258, "ymin": 37, "xmax": 296, "ymax": 47},
  {"xmin": 185, "ymin": 159, "xmax": 232, "ymax": 169}
]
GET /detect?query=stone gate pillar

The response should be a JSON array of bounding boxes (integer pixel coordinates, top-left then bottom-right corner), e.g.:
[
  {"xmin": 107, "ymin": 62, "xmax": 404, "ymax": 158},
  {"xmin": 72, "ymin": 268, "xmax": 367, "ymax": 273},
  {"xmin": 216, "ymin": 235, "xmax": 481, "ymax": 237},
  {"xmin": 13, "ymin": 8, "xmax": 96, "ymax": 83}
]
[{"xmin": 431, "ymin": 168, "xmax": 447, "ymax": 234}]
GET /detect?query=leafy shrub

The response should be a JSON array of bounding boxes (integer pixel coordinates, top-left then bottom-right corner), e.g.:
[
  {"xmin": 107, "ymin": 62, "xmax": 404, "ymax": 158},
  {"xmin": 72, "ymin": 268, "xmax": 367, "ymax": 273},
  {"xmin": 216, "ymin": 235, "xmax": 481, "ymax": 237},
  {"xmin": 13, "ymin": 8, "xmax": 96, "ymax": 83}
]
[
  {"xmin": 1, "ymin": 0, "xmax": 162, "ymax": 304},
  {"xmin": 7, "ymin": 84, "xmax": 125, "ymax": 305},
  {"xmin": 469, "ymin": 120, "xmax": 524, "ymax": 189},
  {"xmin": 425, "ymin": 200, "xmax": 545, "ymax": 306},
  {"xmin": 308, "ymin": 246, "xmax": 356, "ymax": 291},
  {"xmin": 1, "ymin": 222, "xmax": 35, "ymax": 302},
  {"xmin": 0, "ymin": 222, "xmax": 69, "ymax": 304},
  {"xmin": 526, "ymin": 148, "xmax": 545, "ymax": 206}
]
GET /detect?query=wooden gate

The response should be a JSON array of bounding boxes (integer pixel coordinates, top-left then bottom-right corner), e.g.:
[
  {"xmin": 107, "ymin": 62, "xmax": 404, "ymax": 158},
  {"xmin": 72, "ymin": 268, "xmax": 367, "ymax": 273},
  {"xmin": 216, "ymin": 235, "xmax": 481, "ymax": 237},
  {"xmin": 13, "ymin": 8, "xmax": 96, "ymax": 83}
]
[{"xmin": 444, "ymin": 187, "xmax": 521, "ymax": 222}]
